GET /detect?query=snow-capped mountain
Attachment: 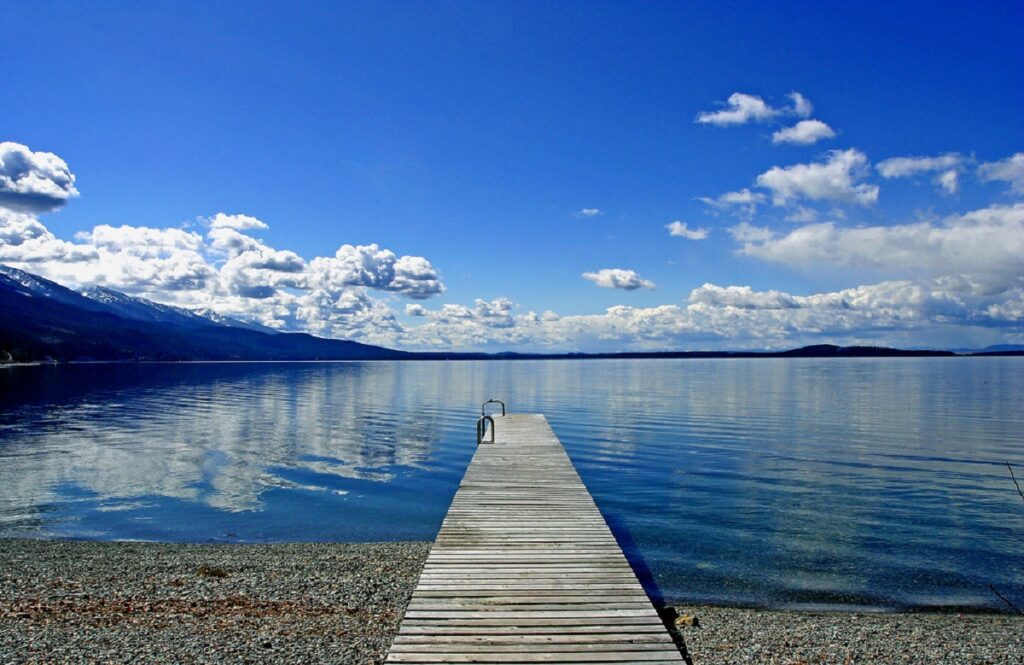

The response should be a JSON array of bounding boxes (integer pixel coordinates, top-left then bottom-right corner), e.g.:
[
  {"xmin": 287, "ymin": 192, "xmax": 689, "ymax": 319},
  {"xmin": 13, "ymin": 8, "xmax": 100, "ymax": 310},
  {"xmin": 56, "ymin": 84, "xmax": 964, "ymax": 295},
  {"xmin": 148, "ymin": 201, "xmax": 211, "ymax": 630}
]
[
  {"xmin": 0, "ymin": 264, "xmax": 111, "ymax": 313},
  {"xmin": 78, "ymin": 285, "xmax": 276, "ymax": 333},
  {"xmin": 192, "ymin": 307, "xmax": 278, "ymax": 334},
  {"xmin": 0, "ymin": 264, "xmax": 402, "ymax": 362},
  {"xmin": 79, "ymin": 285, "xmax": 219, "ymax": 328}
]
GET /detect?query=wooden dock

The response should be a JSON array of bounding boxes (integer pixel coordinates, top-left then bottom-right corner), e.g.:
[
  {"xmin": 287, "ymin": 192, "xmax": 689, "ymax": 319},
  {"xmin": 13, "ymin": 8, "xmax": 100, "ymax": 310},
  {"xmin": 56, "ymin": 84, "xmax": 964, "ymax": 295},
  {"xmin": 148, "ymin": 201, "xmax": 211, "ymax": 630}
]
[{"xmin": 385, "ymin": 412, "xmax": 682, "ymax": 664}]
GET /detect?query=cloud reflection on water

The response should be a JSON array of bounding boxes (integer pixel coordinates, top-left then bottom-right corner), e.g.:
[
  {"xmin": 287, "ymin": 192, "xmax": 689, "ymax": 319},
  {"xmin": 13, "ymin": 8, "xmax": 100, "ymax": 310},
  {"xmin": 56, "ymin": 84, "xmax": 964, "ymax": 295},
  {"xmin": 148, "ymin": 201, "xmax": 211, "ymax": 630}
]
[{"xmin": 1, "ymin": 358, "xmax": 1022, "ymax": 611}]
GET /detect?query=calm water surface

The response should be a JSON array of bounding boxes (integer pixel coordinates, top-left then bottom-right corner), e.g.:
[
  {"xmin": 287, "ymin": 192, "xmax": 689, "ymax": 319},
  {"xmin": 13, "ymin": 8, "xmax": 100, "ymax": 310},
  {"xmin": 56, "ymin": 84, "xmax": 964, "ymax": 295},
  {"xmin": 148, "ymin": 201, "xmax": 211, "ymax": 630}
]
[{"xmin": 1, "ymin": 359, "xmax": 1022, "ymax": 612}]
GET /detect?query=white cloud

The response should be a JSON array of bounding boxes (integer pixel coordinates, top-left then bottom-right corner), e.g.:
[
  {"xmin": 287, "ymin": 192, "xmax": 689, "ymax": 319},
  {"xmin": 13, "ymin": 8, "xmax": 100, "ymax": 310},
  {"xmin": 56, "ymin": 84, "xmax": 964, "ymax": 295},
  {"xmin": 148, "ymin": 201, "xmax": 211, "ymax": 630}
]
[
  {"xmin": 0, "ymin": 209, "xmax": 58, "ymax": 246},
  {"xmin": 876, "ymin": 153, "xmax": 965, "ymax": 194},
  {"xmin": 696, "ymin": 93, "xmax": 778, "ymax": 126},
  {"xmin": 985, "ymin": 288, "xmax": 1024, "ymax": 321},
  {"xmin": 576, "ymin": 208, "xmax": 602, "ymax": 218},
  {"xmin": 470, "ymin": 297, "xmax": 517, "ymax": 328},
  {"xmin": 0, "ymin": 204, "xmax": 445, "ymax": 339},
  {"xmin": 756, "ymin": 149, "xmax": 879, "ymax": 206},
  {"xmin": 0, "ymin": 143, "xmax": 445, "ymax": 336},
  {"xmin": 788, "ymin": 92, "xmax": 813, "ymax": 119},
  {"xmin": 395, "ymin": 298, "xmax": 531, "ymax": 348},
  {"xmin": 306, "ymin": 243, "xmax": 444, "ymax": 299},
  {"xmin": 219, "ymin": 248, "xmax": 307, "ymax": 299},
  {"xmin": 4, "ymin": 142, "xmax": 1021, "ymax": 352},
  {"xmin": 876, "ymin": 154, "xmax": 962, "ymax": 178},
  {"xmin": 683, "ymin": 279, "xmax": 982, "ymax": 332},
  {"xmin": 391, "ymin": 255, "xmax": 447, "ymax": 299},
  {"xmin": 582, "ymin": 268, "xmax": 655, "ymax": 290},
  {"xmin": 395, "ymin": 276, "xmax": 1023, "ymax": 352},
  {"xmin": 979, "ymin": 152, "xmax": 1024, "ymax": 194},
  {"xmin": 737, "ymin": 203, "xmax": 1024, "ymax": 293},
  {"xmin": 208, "ymin": 226, "xmax": 266, "ymax": 256},
  {"xmin": 78, "ymin": 225, "xmax": 205, "ymax": 257},
  {"xmin": 295, "ymin": 287, "xmax": 401, "ymax": 343},
  {"xmin": 785, "ymin": 205, "xmax": 818, "ymax": 223},
  {"xmin": 208, "ymin": 213, "xmax": 269, "ymax": 231},
  {"xmin": 666, "ymin": 220, "xmax": 709, "ymax": 240},
  {"xmin": 772, "ymin": 120, "xmax": 836, "ymax": 146},
  {"xmin": 935, "ymin": 169, "xmax": 960, "ymax": 195},
  {"xmin": 0, "ymin": 142, "xmax": 79, "ymax": 213},
  {"xmin": 698, "ymin": 188, "xmax": 765, "ymax": 219},
  {"xmin": 689, "ymin": 283, "xmax": 799, "ymax": 309},
  {"xmin": 0, "ymin": 208, "xmax": 98, "ymax": 264},
  {"xmin": 696, "ymin": 92, "xmax": 814, "ymax": 127},
  {"xmin": 727, "ymin": 222, "xmax": 775, "ymax": 243}
]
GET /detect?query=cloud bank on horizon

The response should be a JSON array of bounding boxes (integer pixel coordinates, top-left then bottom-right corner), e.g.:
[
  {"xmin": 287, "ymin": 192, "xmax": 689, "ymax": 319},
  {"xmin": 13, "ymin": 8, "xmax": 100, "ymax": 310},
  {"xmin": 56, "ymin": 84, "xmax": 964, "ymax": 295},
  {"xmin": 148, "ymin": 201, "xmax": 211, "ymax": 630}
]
[{"xmin": 2, "ymin": 85, "xmax": 1023, "ymax": 352}]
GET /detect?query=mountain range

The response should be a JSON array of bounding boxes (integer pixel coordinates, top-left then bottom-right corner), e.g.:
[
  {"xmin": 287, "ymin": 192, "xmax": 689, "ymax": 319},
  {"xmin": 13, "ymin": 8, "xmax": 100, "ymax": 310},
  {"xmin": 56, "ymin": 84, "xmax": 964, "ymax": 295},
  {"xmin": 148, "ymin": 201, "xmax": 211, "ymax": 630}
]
[
  {"xmin": 1, "ymin": 265, "xmax": 1019, "ymax": 362},
  {"xmin": 0, "ymin": 265, "xmax": 407, "ymax": 362}
]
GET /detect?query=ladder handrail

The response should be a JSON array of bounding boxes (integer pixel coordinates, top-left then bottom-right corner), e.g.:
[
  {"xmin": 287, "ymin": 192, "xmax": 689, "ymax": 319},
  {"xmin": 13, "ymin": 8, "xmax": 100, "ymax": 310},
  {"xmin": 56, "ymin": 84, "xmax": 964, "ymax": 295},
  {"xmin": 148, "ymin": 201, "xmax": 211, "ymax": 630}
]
[
  {"xmin": 481, "ymin": 399, "xmax": 506, "ymax": 417},
  {"xmin": 476, "ymin": 415, "xmax": 495, "ymax": 445}
]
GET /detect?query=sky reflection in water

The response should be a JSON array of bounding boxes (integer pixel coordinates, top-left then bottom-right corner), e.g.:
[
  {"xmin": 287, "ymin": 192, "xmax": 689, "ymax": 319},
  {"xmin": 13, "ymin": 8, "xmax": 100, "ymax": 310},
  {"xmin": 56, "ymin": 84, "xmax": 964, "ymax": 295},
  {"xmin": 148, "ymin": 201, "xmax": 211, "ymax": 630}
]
[{"xmin": 1, "ymin": 359, "xmax": 1022, "ymax": 611}]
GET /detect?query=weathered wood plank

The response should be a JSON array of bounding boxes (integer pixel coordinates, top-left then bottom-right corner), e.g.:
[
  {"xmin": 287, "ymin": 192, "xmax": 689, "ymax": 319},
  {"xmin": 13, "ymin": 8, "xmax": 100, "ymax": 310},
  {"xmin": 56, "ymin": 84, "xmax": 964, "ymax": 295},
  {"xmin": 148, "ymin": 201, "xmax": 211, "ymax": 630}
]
[{"xmin": 385, "ymin": 413, "xmax": 681, "ymax": 663}]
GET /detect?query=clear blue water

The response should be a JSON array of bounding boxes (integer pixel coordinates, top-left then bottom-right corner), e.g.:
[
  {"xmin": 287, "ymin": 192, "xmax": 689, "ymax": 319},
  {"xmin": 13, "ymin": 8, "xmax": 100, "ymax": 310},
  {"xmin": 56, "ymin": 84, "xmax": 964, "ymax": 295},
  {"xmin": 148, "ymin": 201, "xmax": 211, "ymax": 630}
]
[{"xmin": 1, "ymin": 359, "xmax": 1022, "ymax": 612}]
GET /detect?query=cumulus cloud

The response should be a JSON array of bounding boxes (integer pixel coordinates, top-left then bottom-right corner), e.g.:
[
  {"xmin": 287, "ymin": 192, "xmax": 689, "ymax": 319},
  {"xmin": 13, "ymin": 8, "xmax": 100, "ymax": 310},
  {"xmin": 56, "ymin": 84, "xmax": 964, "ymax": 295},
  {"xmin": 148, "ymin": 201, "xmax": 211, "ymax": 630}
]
[
  {"xmin": 396, "ymin": 275, "xmax": 1023, "ymax": 352},
  {"xmin": 727, "ymin": 222, "xmax": 774, "ymax": 243},
  {"xmin": 394, "ymin": 298, "xmax": 533, "ymax": 347},
  {"xmin": 979, "ymin": 152, "xmax": 1024, "ymax": 195},
  {"xmin": 208, "ymin": 226, "xmax": 266, "ymax": 255},
  {"xmin": 0, "ymin": 209, "xmax": 59, "ymax": 247},
  {"xmin": 0, "ymin": 143, "xmax": 445, "ymax": 334},
  {"xmin": 208, "ymin": 213, "xmax": 269, "ymax": 231},
  {"xmin": 582, "ymin": 268, "xmax": 655, "ymax": 290},
  {"xmin": 697, "ymin": 93, "xmax": 777, "ymax": 126},
  {"xmin": 390, "ymin": 255, "xmax": 446, "ymax": 299},
  {"xmin": 0, "ymin": 208, "xmax": 98, "ymax": 264},
  {"xmin": 78, "ymin": 225, "xmax": 205, "ymax": 257},
  {"xmin": 698, "ymin": 188, "xmax": 766, "ymax": 220},
  {"xmin": 785, "ymin": 205, "xmax": 818, "ymax": 223},
  {"xmin": 696, "ymin": 92, "xmax": 813, "ymax": 127},
  {"xmin": 220, "ymin": 247, "xmax": 307, "ymax": 299},
  {"xmin": 576, "ymin": 208, "xmax": 602, "ymax": 218},
  {"xmin": 788, "ymin": 92, "xmax": 813, "ymax": 119},
  {"xmin": 294, "ymin": 286, "xmax": 402, "ymax": 343},
  {"xmin": 756, "ymin": 149, "xmax": 879, "ymax": 206},
  {"xmin": 876, "ymin": 154, "xmax": 962, "ymax": 178},
  {"xmin": 666, "ymin": 221, "xmax": 709, "ymax": 240},
  {"xmin": 684, "ymin": 279, "xmax": 984, "ymax": 331},
  {"xmin": 306, "ymin": 244, "xmax": 444, "ymax": 299},
  {"xmin": 689, "ymin": 283, "xmax": 799, "ymax": 309},
  {"xmin": 935, "ymin": 169, "xmax": 960, "ymax": 195},
  {"xmin": 4, "ymin": 141, "xmax": 1020, "ymax": 352},
  {"xmin": 737, "ymin": 203, "xmax": 1024, "ymax": 292},
  {"xmin": 876, "ymin": 153, "xmax": 965, "ymax": 194},
  {"xmin": 0, "ymin": 142, "xmax": 79, "ymax": 213},
  {"xmin": 0, "ymin": 204, "xmax": 444, "ymax": 339},
  {"xmin": 772, "ymin": 120, "xmax": 836, "ymax": 146},
  {"xmin": 700, "ymin": 188, "xmax": 765, "ymax": 219}
]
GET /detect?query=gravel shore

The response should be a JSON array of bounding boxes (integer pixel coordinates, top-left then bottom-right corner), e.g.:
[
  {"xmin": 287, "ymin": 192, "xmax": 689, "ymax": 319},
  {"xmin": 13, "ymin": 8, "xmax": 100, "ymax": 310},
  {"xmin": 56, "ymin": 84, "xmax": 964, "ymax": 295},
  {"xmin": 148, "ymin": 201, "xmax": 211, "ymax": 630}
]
[
  {"xmin": 668, "ymin": 604, "xmax": 1022, "ymax": 665},
  {"xmin": 0, "ymin": 539, "xmax": 430, "ymax": 664},
  {"xmin": 2, "ymin": 539, "xmax": 1021, "ymax": 664}
]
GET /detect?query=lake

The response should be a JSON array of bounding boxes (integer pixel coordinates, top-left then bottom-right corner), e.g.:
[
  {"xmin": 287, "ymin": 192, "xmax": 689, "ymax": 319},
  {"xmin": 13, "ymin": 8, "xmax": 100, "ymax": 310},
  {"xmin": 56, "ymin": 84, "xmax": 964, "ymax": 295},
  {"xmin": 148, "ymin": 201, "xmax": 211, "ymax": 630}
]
[{"xmin": 1, "ymin": 358, "xmax": 1022, "ymax": 612}]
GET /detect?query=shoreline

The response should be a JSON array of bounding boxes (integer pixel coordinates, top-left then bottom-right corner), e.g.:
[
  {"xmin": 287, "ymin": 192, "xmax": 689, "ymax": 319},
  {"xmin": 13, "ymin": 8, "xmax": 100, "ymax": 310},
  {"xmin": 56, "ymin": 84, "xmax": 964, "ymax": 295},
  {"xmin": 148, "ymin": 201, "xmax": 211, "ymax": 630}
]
[{"xmin": 2, "ymin": 539, "xmax": 1021, "ymax": 664}]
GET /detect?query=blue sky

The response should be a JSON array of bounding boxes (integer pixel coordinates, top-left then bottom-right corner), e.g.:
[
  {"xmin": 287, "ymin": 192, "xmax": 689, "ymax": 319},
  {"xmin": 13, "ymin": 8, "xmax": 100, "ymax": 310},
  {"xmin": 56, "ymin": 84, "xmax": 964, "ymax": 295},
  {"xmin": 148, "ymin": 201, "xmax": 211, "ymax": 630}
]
[{"xmin": 2, "ymin": 1, "xmax": 1023, "ymax": 351}]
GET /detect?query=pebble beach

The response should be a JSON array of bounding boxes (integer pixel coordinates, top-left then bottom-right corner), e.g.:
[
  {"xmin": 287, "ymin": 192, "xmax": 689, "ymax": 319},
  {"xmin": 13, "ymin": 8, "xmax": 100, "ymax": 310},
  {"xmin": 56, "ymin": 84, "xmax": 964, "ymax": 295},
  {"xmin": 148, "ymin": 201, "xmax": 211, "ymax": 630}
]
[{"xmin": 1, "ymin": 539, "xmax": 1021, "ymax": 664}]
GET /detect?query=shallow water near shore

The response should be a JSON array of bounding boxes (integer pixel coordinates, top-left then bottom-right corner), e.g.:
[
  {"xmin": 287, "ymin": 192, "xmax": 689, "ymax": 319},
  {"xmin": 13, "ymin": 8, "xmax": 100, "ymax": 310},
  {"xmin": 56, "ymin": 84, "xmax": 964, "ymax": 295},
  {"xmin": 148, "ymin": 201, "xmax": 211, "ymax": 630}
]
[{"xmin": 1, "ymin": 358, "xmax": 1022, "ymax": 612}]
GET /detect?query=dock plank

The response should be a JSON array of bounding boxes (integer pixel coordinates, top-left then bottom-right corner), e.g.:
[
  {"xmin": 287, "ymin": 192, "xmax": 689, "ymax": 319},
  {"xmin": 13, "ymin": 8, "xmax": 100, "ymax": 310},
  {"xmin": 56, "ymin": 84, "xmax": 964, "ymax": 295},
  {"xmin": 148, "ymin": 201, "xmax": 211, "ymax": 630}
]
[{"xmin": 385, "ymin": 413, "xmax": 681, "ymax": 663}]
